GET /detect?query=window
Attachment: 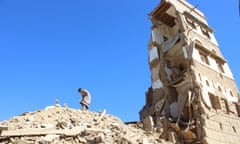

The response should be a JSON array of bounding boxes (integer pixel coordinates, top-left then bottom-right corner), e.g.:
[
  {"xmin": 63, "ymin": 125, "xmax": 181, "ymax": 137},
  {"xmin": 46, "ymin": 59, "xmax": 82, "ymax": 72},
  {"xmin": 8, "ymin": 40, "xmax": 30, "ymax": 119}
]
[
  {"xmin": 235, "ymin": 103, "xmax": 240, "ymax": 117},
  {"xmin": 232, "ymin": 126, "xmax": 237, "ymax": 133},
  {"xmin": 199, "ymin": 51, "xmax": 209, "ymax": 65},
  {"xmin": 221, "ymin": 98, "xmax": 230, "ymax": 114},
  {"xmin": 185, "ymin": 17, "xmax": 195, "ymax": 29},
  {"xmin": 218, "ymin": 86, "xmax": 222, "ymax": 92},
  {"xmin": 206, "ymin": 80, "xmax": 210, "ymax": 86},
  {"xmin": 209, "ymin": 93, "xmax": 221, "ymax": 110},
  {"xmin": 230, "ymin": 90, "xmax": 233, "ymax": 97},
  {"xmin": 216, "ymin": 60, "xmax": 224, "ymax": 73},
  {"xmin": 198, "ymin": 73, "xmax": 202, "ymax": 81},
  {"xmin": 201, "ymin": 27, "xmax": 210, "ymax": 38},
  {"xmin": 219, "ymin": 123, "xmax": 223, "ymax": 130}
]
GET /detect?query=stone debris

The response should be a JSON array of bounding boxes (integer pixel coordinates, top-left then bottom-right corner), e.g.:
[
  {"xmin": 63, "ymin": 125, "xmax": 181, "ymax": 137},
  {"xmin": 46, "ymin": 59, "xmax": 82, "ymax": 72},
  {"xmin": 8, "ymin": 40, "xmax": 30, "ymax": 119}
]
[
  {"xmin": 2, "ymin": 0, "xmax": 239, "ymax": 143},
  {"xmin": 0, "ymin": 105, "xmax": 171, "ymax": 144}
]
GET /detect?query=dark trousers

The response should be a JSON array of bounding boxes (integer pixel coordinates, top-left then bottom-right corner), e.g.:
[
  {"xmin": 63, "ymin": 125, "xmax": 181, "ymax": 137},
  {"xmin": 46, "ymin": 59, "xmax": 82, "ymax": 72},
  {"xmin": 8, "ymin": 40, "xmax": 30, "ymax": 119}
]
[{"xmin": 81, "ymin": 104, "xmax": 89, "ymax": 110}]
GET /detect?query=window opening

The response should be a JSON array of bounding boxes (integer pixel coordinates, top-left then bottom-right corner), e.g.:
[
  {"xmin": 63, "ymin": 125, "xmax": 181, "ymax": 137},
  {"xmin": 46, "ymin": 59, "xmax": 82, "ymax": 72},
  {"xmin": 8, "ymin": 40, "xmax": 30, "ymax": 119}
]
[
  {"xmin": 198, "ymin": 73, "xmax": 202, "ymax": 81},
  {"xmin": 185, "ymin": 17, "xmax": 195, "ymax": 29},
  {"xmin": 216, "ymin": 60, "xmax": 224, "ymax": 73},
  {"xmin": 235, "ymin": 103, "xmax": 240, "ymax": 117},
  {"xmin": 206, "ymin": 80, "xmax": 210, "ymax": 86},
  {"xmin": 209, "ymin": 93, "xmax": 221, "ymax": 110},
  {"xmin": 218, "ymin": 86, "xmax": 222, "ymax": 92},
  {"xmin": 199, "ymin": 51, "xmax": 209, "ymax": 65},
  {"xmin": 232, "ymin": 126, "xmax": 237, "ymax": 133},
  {"xmin": 201, "ymin": 26, "xmax": 210, "ymax": 38},
  {"xmin": 219, "ymin": 123, "xmax": 223, "ymax": 130},
  {"xmin": 221, "ymin": 98, "xmax": 230, "ymax": 114},
  {"xmin": 230, "ymin": 90, "xmax": 233, "ymax": 97}
]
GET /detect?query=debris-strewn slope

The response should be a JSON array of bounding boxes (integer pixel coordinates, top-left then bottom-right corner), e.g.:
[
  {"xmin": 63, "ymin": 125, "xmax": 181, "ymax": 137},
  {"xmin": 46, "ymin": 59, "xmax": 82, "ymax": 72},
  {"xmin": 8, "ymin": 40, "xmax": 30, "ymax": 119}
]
[{"xmin": 0, "ymin": 105, "xmax": 170, "ymax": 144}]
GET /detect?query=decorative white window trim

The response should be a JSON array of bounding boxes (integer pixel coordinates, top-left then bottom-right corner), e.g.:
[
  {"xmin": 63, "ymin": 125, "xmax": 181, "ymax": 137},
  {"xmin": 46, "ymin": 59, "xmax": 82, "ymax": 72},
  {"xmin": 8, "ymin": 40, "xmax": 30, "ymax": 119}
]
[
  {"xmin": 152, "ymin": 79, "xmax": 163, "ymax": 89},
  {"xmin": 149, "ymin": 47, "xmax": 159, "ymax": 62},
  {"xmin": 151, "ymin": 28, "xmax": 163, "ymax": 45}
]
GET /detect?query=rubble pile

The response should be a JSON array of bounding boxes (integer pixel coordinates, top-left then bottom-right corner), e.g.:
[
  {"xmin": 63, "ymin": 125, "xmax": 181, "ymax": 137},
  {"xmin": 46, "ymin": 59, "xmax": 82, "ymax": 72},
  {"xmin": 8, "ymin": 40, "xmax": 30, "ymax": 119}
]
[{"xmin": 0, "ymin": 104, "xmax": 170, "ymax": 144}]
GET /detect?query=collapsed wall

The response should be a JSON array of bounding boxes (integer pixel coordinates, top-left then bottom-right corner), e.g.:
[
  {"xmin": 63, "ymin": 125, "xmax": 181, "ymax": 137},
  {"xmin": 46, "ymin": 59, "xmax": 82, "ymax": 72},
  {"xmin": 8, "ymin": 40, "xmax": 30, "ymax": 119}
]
[
  {"xmin": 1, "ymin": 1, "xmax": 240, "ymax": 144},
  {"xmin": 0, "ymin": 104, "xmax": 171, "ymax": 144},
  {"xmin": 140, "ymin": 0, "xmax": 240, "ymax": 143}
]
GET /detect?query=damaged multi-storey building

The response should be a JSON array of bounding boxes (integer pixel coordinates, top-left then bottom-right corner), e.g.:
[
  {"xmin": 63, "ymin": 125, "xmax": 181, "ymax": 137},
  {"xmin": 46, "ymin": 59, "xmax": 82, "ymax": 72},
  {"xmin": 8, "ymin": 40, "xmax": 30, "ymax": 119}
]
[{"xmin": 140, "ymin": 0, "xmax": 240, "ymax": 143}]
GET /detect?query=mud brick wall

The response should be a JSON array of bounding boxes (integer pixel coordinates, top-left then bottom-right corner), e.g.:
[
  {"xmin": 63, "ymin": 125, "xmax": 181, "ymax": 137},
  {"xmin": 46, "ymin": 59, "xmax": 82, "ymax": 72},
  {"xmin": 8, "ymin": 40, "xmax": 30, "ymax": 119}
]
[
  {"xmin": 194, "ymin": 61, "xmax": 238, "ymax": 98},
  {"xmin": 188, "ymin": 30, "xmax": 223, "ymax": 58},
  {"xmin": 202, "ymin": 111, "xmax": 240, "ymax": 144}
]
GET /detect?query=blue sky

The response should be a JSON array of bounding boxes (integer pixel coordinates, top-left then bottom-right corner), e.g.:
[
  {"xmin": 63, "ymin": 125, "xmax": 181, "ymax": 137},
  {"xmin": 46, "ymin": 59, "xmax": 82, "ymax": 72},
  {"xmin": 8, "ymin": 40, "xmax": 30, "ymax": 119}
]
[{"xmin": 0, "ymin": 0, "xmax": 239, "ymax": 122}]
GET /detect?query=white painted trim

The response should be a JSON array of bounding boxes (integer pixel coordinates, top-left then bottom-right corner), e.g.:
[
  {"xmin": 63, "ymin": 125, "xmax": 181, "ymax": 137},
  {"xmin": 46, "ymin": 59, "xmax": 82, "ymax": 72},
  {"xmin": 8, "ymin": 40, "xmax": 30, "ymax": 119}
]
[
  {"xmin": 152, "ymin": 79, "xmax": 163, "ymax": 89},
  {"xmin": 151, "ymin": 28, "xmax": 163, "ymax": 45},
  {"xmin": 149, "ymin": 47, "xmax": 159, "ymax": 62}
]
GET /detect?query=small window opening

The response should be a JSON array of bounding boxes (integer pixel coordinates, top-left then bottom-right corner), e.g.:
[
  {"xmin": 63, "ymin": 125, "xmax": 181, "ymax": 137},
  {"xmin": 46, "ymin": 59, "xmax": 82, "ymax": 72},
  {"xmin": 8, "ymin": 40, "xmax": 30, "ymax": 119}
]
[
  {"xmin": 230, "ymin": 90, "xmax": 233, "ymax": 97},
  {"xmin": 232, "ymin": 126, "xmax": 237, "ymax": 133},
  {"xmin": 206, "ymin": 80, "xmax": 210, "ymax": 86},
  {"xmin": 201, "ymin": 27, "xmax": 210, "ymax": 38},
  {"xmin": 198, "ymin": 73, "xmax": 202, "ymax": 81},
  {"xmin": 235, "ymin": 103, "xmax": 240, "ymax": 117},
  {"xmin": 216, "ymin": 60, "xmax": 224, "ymax": 73},
  {"xmin": 209, "ymin": 93, "xmax": 221, "ymax": 110},
  {"xmin": 221, "ymin": 98, "xmax": 230, "ymax": 114},
  {"xmin": 199, "ymin": 52, "xmax": 209, "ymax": 65},
  {"xmin": 218, "ymin": 86, "xmax": 222, "ymax": 92},
  {"xmin": 185, "ymin": 17, "xmax": 195, "ymax": 29},
  {"xmin": 219, "ymin": 123, "xmax": 223, "ymax": 130}
]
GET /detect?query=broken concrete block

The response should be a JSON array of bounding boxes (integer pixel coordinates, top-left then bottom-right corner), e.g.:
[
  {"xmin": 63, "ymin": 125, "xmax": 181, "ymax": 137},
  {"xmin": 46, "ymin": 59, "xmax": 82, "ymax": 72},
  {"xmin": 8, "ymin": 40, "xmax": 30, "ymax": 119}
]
[
  {"xmin": 142, "ymin": 137, "xmax": 151, "ymax": 144},
  {"xmin": 155, "ymin": 117, "xmax": 164, "ymax": 133},
  {"xmin": 0, "ymin": 104, "xmax": 169, "ymax": 144},
  {"xmin": 26, "ymin": 116, "xmax": 35, "ymax": 122},
  {"xmin": 0, "ymin": 125, "xmax": 8, "ymax": 131},
  {"xmin": 56, "ymin": 121, "xmax": 68, "ymax": 129},
  {"xmin": 142, "ymin": 116, "xmax": 154, "ymax": 131},
  {"xmin": 39, "ymin": 123, "xmax": 55, "ymax": 129},
  {"xmin": 94, "ymin": 133, "xmax": 105, "ymax": 143},
  {"xmin": 42, "ymin": 134, "xmax": 60, "ymax": 142}
]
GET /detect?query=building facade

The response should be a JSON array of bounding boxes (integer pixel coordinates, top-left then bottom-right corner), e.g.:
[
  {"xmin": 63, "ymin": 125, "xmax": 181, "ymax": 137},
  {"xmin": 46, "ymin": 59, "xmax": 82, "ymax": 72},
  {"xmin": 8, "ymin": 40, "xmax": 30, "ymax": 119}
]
[{"xmin": 139, "ymin": 0, "xmax": 240, "ymax": 143}]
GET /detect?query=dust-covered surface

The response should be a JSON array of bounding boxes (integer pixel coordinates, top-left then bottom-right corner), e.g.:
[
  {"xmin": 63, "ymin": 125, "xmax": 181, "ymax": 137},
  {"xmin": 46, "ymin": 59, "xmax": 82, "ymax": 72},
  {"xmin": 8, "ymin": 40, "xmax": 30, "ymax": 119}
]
[{"xmin": 0, "ymin": 104, "xmax": 171, "ymax": 144}]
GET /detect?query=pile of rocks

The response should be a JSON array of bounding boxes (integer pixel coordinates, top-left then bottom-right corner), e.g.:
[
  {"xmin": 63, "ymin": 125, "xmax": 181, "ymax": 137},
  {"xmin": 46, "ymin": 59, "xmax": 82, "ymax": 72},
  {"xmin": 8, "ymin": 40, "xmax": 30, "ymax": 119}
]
[{"xmin": 0, "ymin": 104, "xmax": 170, "ymax": 144}]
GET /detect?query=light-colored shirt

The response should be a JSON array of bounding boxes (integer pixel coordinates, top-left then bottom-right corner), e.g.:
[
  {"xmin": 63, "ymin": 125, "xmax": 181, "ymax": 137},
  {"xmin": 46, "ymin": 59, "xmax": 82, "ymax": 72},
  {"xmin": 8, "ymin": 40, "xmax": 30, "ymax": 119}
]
[{"xmin": 80, "ymin": 89, "xmax": 91, "ymax": 106}]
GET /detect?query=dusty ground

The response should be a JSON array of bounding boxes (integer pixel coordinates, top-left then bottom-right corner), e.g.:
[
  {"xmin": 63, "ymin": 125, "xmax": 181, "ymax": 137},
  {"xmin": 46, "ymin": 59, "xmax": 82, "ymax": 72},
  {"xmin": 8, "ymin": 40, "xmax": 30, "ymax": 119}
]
[{"xmin": 0, "ymin": 104, "xmax": 170, "ymax": 144}]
